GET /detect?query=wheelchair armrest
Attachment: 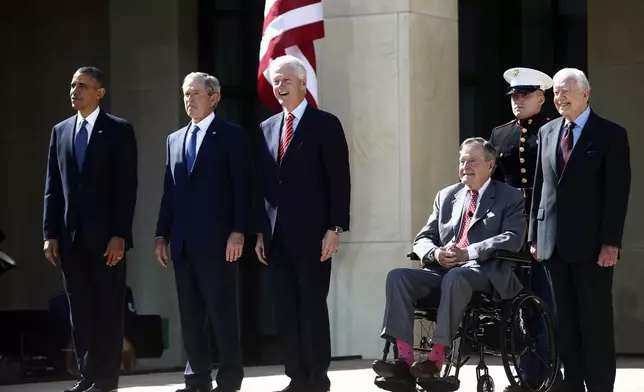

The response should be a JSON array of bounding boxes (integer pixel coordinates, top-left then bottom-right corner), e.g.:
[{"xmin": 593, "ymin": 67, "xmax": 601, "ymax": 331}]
[
  {"xmin": 406, "ymin": 252, "xmax": 421, "ymax": 261},
  {"xmin": 495, "ymin": 249, "xmax": 532, "ymax": 264}
]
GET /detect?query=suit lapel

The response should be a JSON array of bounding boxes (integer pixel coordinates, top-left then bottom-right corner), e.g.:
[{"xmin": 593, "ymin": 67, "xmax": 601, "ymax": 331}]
[
  {"xmin": 264, "ymin": 114, "xmax": 283, "ymax": 163},
  {"xmin": 559, "ymin": 111, "xmax": 597, "ymax": 183},
  {"xmin": 81, "ymin": 110, "xmax": 108, "ymax": 173},
  {"xmin": 450, "ymin": 187, "xmax": 467, "ymax": 241},
  {"xmin": 281, "ymin": 105, "xmax": 313, "ymax": 164},
  {"xmin": 471, "ymin": 182, "xmax": 496, "ymax": 228},
  {"xmin": 63, "ymin": 116, "xmax": 78, "ymax": 175},
  {"xmin": 548, "ymin": 117, "xmax": 565, "ymax": 177},
  {"xmin": 190, "ymin": 118, "xmax": 221, "ymax": 175}
]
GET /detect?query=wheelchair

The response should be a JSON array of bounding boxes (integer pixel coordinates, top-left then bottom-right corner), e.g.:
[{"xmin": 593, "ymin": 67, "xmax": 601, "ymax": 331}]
[{"xmin": 374, "ymin": 250, "xmax": 559, "ymax": 392}]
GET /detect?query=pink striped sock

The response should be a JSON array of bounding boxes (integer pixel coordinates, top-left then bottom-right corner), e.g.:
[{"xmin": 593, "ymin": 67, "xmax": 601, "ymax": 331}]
[
  {"xmin": 428, "ymin": 344, "xmax": 445, "ymax": 368},
  {"xmin": 396, "ymin": 339, "xmax": 414, "ymax": 365}
]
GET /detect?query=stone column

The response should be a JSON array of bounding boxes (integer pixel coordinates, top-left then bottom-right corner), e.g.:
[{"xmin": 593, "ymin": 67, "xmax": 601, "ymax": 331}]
[
  {"xmin": 317, "ymin": 0, "xmax": 459, "ymax": 358},
  {"xmin": 588, "ymin": 0, "xmax": 644, "ymax": 354},
  {"xmin": 109, "ymin": 0, "xmax": 198, "ymax": 368}
]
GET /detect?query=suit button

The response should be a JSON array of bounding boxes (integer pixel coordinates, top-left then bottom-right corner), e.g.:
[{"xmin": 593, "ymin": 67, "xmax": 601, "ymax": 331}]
[{"xmin": 522, "ymin": 178, "xmax": 528, "ymax": 183}]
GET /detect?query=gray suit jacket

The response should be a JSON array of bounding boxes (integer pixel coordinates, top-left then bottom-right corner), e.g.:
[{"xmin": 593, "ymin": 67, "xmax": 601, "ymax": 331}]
[{"xmin": 413, "ymin": 180, "xmax": 526, "ymax": 300}]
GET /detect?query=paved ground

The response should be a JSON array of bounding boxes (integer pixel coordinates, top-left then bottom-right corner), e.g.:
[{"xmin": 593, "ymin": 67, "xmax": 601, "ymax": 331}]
[{"xmin": 2, "ymin": 358, "xmax": 644, "ymax": 391}]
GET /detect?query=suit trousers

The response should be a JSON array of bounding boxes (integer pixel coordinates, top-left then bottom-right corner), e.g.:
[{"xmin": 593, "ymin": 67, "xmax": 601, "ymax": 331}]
[
  {"xmin": 61, "ymin": 235, "xmax": 126, "ymax": 389},
  {"xmin": 268, "ymin": 225, "xmax": 332, "ymax": 390},
  {"xmin": 545, "ymin": 252, "xmax": 615, "ymax": 392},
  {"xmin": 380, "ymin": 265, "xmax": 492, "ymax": 348},
  {"xmin": 173, "ymin": 247, "xmax": 243, "ymax": 389}
]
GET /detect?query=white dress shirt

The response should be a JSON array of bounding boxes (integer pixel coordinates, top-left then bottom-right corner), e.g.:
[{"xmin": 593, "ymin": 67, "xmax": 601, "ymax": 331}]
[
  {"xmin": 185, "ymin": 111, "xmax": 215, "ymax": 157},
  {"xmin": 76, "ymin": 106, "xmax": 101, "ymax": 141},
  {"xmin": 434, "ymin": 178, "xmax": 492, "ymax": 262}
]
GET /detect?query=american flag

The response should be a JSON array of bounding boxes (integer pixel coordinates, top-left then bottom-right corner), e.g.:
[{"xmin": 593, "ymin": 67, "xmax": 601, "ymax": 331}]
[{"xmin": 258, "ymin": 0, "xmax": 325, "ymax": 113}]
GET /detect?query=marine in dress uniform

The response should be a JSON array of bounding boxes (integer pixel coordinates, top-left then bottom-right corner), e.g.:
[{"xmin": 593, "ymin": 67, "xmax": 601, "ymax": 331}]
[{"xmin": 490, "ymin": 67, "xmax": 563, "ymax": 392}]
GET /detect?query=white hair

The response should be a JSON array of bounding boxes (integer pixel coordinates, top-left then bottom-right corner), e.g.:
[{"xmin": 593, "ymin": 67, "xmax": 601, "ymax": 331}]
[
  {"xmin": 553, "ymin": 68, "xmax": 591, "ymax": 90},
  {"xmin": 269, "ymin": 55, "xmax": 307, "ymax": 82},
  {"xmin": 182, "ymin": 72, "xmax": 221, "ymax": 95}
]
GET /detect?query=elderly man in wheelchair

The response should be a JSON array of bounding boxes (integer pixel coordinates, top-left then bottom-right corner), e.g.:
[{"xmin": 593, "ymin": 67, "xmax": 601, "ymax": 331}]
[{"xmin": 373, "ymin": 138, "xmax": 558, "ymax": 392}]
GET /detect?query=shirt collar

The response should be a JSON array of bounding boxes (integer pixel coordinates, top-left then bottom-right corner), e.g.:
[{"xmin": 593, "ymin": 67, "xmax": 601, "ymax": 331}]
[
  {"xmin": 191, "ymin": 111, "xmax": 215, "ymax": 132},
  {"xmin": 565, "ymin": 105, "xmax": 591, "ymax": 129},
  {"xmin": 77, "ymin": 106, "xmax": 101, "ymax": 129},
  {"xmin": 284, "ymin": 98, "xmax": 308, "ymax": 120}
]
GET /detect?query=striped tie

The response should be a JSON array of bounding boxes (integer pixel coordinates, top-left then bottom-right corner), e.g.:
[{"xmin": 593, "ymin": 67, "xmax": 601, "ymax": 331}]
[{"xmin": 278, "ymin": 113, "xmax": 295, "ymax": 163}]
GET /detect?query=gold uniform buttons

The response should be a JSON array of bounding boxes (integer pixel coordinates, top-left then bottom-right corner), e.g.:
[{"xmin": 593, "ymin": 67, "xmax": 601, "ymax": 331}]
[
  {"xmin": 522, "ymin": 128, "xmax": 528, "ymax": 134},
  {"xmin": 520, "ymin": 137, "xmax": 526, "ymax": 143},
  {"xmin": 520, "ymin": 158, "xmax": 525, "ymax": 163},
  {"xmin": 519, "ymin": 147, "xmax": 525, "ymax": 152},
  {"xmin": 522, "ymin": 178, "xmax": 528, "ymax": 184},
  {"xmin": 521, "ymin": 168, "xmax": 526, "ymax": 173}
]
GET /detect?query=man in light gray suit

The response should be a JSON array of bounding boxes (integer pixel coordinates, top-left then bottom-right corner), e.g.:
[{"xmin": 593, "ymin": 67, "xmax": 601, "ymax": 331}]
[{"xmin": 372, "ymin": 137, "xmax": 526, "ymax": 383}]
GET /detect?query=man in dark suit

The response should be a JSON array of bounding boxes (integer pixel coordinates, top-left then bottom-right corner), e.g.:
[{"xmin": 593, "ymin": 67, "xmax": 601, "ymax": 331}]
[
  {"xmin": 489, "ymin": 67, "xmax": 563, "ymax": 391},
  {"xmin": 155, "ymin": 72, "xmax": 252, "ymax": 392},
  {"xmin": 254, "ymin": 55, "xmax": 351, "ymax": 392},
  {"xmin": 43, "ymin": 66, "xmax": 138, "ymax": 392},
  {"xmin": 529, "ymin": 68, "xmax": 631, "ymax": 392}
]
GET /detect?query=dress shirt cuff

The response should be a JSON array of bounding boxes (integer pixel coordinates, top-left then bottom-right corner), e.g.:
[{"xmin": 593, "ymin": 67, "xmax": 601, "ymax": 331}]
[{"xmin": 466, "ymin": 245, "xmax": 479, "ymax": 261}]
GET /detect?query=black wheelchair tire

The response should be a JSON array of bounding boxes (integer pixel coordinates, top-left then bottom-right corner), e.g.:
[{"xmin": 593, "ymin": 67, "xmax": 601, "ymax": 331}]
[
  {"xmin": 500, "ymin": 292, "xmax": 559, "ymax": 392},
  {"xmin": 477, "ymin": 374, "xmax": 495, "ymax": 392}
]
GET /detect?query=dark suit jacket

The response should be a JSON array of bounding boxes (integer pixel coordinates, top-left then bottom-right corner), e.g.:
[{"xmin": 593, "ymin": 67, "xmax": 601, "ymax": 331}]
[
  {"xmin": 155, "ymin": 116, "xmax": 252, "ymax": 262},
  {"xmin": 413, "ymin": 181, "xmax": 526, "ymax": 300},
  {"xmin": 528, "ymin": 110, "xmax": 631, "ymax": 263},
  {"xmin": 255, "ymin": 105, "xmax": 351, "ymax": 252},
  {"xmin": 43, "ymin": 110, "xmax": 138, "ymax": 254}
]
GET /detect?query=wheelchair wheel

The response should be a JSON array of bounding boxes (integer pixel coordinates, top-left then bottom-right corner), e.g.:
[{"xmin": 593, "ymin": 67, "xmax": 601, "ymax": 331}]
[
  {"xmin": 501, "ymin": 292, "xmax": 558, "ymax": 392},
  {"xmin": 477, "ymin": 374, "xmax": 494, "ymax": 392}
]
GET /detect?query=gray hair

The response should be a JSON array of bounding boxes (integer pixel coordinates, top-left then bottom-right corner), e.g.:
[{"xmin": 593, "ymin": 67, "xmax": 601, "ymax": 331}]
[
  {"xmin": 460, "ymin": 137, "xmax": 497, "ymax": 162},
  {"xmin": 553, "ymin": 68, "xmax": 591, "ymax": 90},
  {"xmin": 269, "ymin": 55, "xmax": 307, "ymax": 82},
  {"xmin": 182, "ymin": 72, "xmax": 221, "ymax": 95}
]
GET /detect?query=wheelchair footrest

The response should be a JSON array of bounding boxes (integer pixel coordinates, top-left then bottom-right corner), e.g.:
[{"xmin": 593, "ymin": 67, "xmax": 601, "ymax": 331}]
[
  {"xmin": 374, "ymin": 376, "xmax": 417, "ymax": 392},
  {"xmin": 417, "ymin": 376, "xmax": 460, "ymax": 392}
]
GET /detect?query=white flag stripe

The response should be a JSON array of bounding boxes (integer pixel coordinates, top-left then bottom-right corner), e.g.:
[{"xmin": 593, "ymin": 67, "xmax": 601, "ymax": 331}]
[
  {"xmin": 259, "ymin": 3, "xmax": 323, "ymax": 60},
  {"xmin": 285, "ymin": 45, "xmax": 319, "ymax": 103}
]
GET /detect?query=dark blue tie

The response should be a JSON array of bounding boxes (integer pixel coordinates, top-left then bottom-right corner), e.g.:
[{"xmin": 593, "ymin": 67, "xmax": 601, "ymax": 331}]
[
  {"xmin": 186, "ymin": 125, "xmax": 200, "ymax": 173},
  {"xmin": 75, "ymin": 119, "xmax": 89, "ymax": 169}
]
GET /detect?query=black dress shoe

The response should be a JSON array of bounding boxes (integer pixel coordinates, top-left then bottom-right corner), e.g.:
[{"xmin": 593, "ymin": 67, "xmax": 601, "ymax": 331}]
[
  {"xmin": 274, "ymin": 381, "xmax": 307, "ymax": 392},
  {"xmin": 84, "ymin": 387, "xmax": 117, "ymax": 392},
  {"xmin": 62, "ymin": 381, "xmax": 93, "ymax": 392},
  {"xmin": 212, "ymin": 387, "xmax": 239, "ymax": 392},
  {"xmin": 409, "ymin": 359, "xmax": 441, "ymax": 379},
  {"xmin": 176, "ymin": 385, "xmax": 213, "ymax": 392},
  {"xmin": 372, "ymin": 358, "xmax": 412, "ymax": 379}
]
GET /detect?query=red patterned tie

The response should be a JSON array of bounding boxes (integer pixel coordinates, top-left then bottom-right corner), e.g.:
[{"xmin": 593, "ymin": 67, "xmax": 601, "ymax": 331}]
[
  {"xmin": 456, "ymin": 190, "xmax": 479, "ymax": 247},
  {"xmin": 278, "ymin": 113, "xmax": 295, "ymax": 163}
]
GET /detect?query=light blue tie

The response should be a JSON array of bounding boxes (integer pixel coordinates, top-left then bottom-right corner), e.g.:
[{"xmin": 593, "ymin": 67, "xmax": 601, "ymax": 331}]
[
  {"xmin": 75, "ymin": 119, "xmax": 89, "ymax": 169},
  {"xmin": 186, "ymin": 125, "xmax": 200, "ymax": 173}
]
